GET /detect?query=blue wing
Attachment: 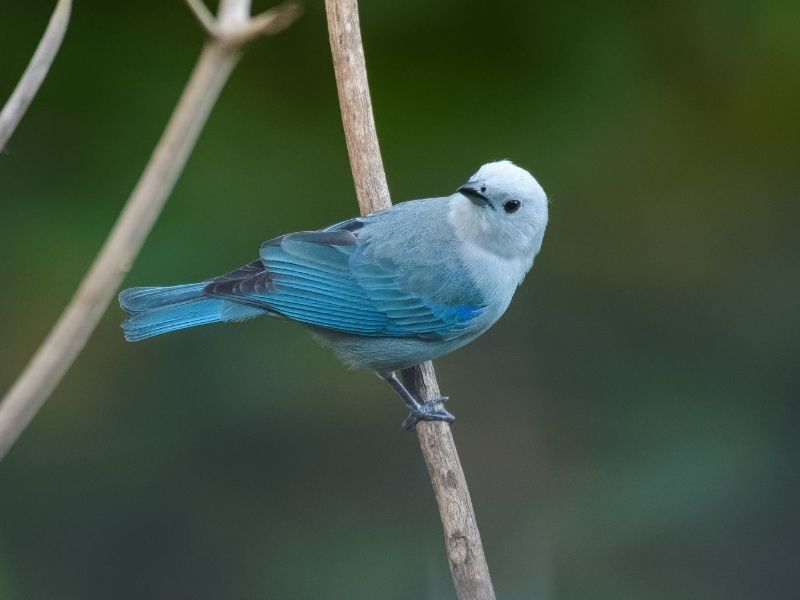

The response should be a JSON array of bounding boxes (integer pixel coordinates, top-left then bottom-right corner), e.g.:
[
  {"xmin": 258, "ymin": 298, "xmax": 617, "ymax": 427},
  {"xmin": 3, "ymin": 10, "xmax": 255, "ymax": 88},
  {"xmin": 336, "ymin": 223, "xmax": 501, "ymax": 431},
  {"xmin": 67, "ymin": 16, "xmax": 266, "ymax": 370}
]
[{"xmin": 204, "ymin": 221, "xmax": 484, "ymax": 340}]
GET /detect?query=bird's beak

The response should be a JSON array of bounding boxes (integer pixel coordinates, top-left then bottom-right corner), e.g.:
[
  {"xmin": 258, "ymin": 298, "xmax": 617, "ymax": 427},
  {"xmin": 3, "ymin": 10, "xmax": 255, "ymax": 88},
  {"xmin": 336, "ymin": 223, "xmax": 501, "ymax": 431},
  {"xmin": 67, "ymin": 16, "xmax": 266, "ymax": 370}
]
[{"xmin": 458, "ymin": 182, "xmax": 495, "ymax": 209}]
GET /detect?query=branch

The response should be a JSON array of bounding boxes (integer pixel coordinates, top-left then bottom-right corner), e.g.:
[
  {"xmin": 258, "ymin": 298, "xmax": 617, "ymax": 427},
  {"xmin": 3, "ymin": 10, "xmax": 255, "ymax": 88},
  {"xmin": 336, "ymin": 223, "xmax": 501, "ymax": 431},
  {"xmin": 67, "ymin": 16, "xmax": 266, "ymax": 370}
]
[
  {"xmin": 0, "ymin": 0, "xmax": 72, "ymax": 150},
  {"xmin": 184, "ymin": 0, "xmax": 217, "ymax": 37},
  {"xmin": 222, "ymin": 4, "xmax": 305, "ymax": 47},
  {"xmin": 184, "ymin": 0, "xmax": 302, "ymax": 46},
  {"xmin": 0, "ymin": 1, "xmax": 301, "ymax": 461},
  {"xmin": 324, "ymin": 2, "xmax": 496, "ymax": 598}
]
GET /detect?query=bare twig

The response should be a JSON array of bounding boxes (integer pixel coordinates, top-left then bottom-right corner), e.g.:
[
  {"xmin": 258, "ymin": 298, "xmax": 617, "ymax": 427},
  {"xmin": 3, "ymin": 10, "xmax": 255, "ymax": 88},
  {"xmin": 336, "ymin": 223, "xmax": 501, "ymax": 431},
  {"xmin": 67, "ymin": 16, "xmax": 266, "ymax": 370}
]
[
  {"xmin": 0, "ymin": 0, "xmax": 72, "ymax": 150},
  {"xmin": 0, "ymin": 1, "xmax": 301, "ymax": 461},
  {"xmin": 401, "ymin": 364, "xmax": 495, "ymax": 599},
  {"xmin": 324, "ymin": 0, "xmax": 390, "ymax": 212},
  {"xmin": 218, "ymin": 0, "xmax": 251, "ymax": 28},
  {"xmin": 223, "ymin": 4, "xmax": 304, "ymax": 47},
  {"xmin": 184, "ymin": 0, "xmax": 302, "ymax": 45},
  {"xmin": 324, "ymin": 1, "xmax": 496, "ymax": 598},
  {"xmin": 183, "ymin": 0, "xmax": 217, "ymax": 37}
]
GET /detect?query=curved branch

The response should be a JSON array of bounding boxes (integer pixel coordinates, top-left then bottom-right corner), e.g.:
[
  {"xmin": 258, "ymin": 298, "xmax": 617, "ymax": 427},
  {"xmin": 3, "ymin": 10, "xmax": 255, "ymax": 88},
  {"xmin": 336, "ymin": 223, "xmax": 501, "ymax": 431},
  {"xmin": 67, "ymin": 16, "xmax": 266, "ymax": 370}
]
[
  {"xmin": 0, "ymin": 0, "xmax": 72, "ymax": 150},
  {"xmin": 324, "ymin": 1, "xmax": 496, "ymax": 598},
  {"xmin": 0, "ymin": 1, "xmax": 301, "ymax": 461}
]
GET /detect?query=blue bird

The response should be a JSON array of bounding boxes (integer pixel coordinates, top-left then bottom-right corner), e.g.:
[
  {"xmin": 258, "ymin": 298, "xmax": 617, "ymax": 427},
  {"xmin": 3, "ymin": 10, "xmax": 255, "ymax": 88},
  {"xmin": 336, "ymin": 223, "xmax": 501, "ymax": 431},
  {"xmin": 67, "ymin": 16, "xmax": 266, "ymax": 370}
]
[{"xmin": 119, "ymin": 160, "xmax": 548, "ymax": 430}]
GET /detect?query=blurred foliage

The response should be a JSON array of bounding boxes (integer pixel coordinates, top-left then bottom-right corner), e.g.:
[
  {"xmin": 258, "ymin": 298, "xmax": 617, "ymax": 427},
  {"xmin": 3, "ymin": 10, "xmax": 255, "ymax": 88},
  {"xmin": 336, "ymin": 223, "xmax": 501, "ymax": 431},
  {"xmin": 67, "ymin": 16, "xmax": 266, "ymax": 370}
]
[{"xmin": 1, "ymin": 0, "xmax": 798, "ymax": 598}]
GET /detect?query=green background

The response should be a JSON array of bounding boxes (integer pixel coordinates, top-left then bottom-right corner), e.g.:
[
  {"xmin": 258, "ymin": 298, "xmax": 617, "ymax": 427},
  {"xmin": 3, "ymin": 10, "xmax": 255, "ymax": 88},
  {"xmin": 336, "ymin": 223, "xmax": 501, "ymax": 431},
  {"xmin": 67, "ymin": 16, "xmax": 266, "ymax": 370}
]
[{"xmin": 1, "ymin": 1, "xmax": 798, "ymax": 598}]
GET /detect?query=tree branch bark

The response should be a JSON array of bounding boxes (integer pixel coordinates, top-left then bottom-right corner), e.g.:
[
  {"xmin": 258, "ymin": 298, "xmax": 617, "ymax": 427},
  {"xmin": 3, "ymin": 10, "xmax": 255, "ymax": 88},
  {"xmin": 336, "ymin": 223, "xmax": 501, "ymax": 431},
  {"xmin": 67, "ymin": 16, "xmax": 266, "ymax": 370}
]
[
  {"xmin": 0, "ymin": 0, "xmax": 72, "ymax": 150},
  {"xmin": 324, "ymin": 2, "xmax": 496, "ymax": 598},
  {"xmin": 0, "ymin": 0, "xmax": 301, "ymax": 461}
]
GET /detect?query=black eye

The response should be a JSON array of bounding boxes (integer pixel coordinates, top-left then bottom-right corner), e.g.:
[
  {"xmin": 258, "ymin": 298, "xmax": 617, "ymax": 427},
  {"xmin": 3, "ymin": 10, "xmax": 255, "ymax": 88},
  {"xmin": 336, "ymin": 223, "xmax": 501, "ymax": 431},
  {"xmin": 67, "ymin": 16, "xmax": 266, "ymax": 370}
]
[{"xmin": 503, "ymin": 200, "xmax": 521, "ymax": 213}]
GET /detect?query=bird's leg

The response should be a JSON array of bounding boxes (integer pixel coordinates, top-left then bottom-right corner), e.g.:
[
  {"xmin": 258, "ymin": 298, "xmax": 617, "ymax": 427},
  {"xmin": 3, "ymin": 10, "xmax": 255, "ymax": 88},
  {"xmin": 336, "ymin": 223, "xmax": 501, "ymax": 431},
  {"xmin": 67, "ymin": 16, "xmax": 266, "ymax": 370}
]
[{"xmin": 382, "ymin": 372, "xmax": 455, "ymax": 431}]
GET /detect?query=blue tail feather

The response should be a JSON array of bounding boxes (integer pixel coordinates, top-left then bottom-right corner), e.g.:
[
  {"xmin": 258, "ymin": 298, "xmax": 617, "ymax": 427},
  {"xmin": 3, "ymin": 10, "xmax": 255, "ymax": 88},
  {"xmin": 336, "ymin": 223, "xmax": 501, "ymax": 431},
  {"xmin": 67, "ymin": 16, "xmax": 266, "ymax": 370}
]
[
  {"xmin": 119, "ymin": 283, "xmax": 264, "ymax": 341},
  {"xmin": 119, "ymin": 283, "xmax": 207, "ymax": 312}
]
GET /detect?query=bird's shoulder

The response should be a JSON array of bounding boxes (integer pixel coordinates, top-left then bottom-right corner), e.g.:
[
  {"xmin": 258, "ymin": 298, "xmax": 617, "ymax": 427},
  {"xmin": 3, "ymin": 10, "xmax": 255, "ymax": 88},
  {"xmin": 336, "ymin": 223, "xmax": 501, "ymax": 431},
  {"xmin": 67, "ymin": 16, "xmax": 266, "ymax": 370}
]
[
  {"xmin": 257, "ymin": 198, "xmax": 486, "ymax": 309},
  {"xmin": 357, "ymin": 198, "xmax": 486, "ymax": 307},
  {"xmin": 356, "ymin": 197, "xmax": 456, "ymax": 256}
]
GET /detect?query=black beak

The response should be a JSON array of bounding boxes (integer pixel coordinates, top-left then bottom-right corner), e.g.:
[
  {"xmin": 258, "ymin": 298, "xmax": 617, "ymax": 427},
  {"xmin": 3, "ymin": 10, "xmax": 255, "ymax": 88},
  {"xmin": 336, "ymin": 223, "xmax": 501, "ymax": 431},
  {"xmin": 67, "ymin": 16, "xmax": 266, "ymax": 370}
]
[{"xmin": 458, "ymin": 183, "xmax": 494, "ymax": 209}]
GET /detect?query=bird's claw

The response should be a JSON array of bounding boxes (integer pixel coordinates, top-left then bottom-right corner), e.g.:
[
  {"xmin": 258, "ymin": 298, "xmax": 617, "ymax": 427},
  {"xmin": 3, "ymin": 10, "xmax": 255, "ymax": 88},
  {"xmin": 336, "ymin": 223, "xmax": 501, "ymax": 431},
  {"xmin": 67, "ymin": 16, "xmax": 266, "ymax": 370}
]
[{"xmin": 402, "ymin": 396, "xmax": 455, "ymax": 431}]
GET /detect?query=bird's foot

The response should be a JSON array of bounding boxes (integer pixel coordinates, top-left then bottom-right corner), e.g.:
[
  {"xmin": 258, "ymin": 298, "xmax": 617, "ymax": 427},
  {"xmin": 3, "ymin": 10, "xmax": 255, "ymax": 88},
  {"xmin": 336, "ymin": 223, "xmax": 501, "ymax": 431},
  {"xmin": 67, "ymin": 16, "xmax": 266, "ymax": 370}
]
[{"xmin": 401, "ymin": 396, "xmax": 455, "ymax": 432}]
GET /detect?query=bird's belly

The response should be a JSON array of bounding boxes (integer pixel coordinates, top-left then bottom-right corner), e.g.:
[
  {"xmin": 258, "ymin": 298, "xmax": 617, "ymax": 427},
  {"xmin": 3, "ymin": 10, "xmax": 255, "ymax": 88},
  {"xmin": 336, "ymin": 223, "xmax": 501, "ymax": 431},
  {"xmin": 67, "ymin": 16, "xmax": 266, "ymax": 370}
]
[{"xmin": 309, "ymin": 327, "xmax": 489, "ymax": 375}]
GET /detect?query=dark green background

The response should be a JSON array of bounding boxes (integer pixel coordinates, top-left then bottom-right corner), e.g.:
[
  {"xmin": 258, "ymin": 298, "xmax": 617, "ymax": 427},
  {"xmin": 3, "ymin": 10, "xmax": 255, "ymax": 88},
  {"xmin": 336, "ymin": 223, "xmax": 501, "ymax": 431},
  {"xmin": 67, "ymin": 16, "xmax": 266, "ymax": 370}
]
[{"xmin": 1, "ymin": 1, "xmax": 798, "ymax": 598}]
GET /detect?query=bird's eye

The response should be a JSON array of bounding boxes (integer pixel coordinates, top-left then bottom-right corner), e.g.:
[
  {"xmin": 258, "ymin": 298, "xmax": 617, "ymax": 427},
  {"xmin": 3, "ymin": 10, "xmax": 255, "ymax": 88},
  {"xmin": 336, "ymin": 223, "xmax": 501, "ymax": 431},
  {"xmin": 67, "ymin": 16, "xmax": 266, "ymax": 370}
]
[{"xmin": 503, "ymin": 200, "xmax": 521, "ymax": 214}]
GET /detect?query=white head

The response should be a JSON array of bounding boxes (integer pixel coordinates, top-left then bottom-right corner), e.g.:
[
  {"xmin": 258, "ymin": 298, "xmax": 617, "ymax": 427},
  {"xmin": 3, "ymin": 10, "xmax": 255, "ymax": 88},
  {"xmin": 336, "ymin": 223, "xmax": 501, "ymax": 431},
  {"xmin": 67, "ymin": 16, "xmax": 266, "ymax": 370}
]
[{"xmin": 449, "ymin": 160, "xmax": 548, "ymax": 267}]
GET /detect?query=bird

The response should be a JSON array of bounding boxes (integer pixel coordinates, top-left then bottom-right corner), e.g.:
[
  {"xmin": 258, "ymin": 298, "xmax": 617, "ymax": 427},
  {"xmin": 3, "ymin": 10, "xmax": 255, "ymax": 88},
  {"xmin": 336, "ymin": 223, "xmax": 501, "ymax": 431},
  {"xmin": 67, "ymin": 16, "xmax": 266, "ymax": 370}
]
[{"xmin": 119, "ymin": 160, "xmax": 549, "ymax": 430}]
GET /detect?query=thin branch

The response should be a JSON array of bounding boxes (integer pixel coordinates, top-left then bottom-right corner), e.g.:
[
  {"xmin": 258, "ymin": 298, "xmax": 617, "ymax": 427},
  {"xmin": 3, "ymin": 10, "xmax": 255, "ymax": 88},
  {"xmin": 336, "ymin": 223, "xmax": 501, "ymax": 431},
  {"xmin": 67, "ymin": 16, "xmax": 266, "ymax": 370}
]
[
  {"xmin": 183, "ymin": 0, "xmax": 217, "ymax": 37},
  {"xmin": 0, "ymin": 0, "xmax": 72, "ymax": 150},
  {"xmin": 183, "ymin": 0, "xmax": 302, "ymax": 47},
  {"xmin": 324, "ymin": 1, "xmax": 496, "ymax": 598},
  {"xmin": 218, "ymin": 0, "xmax": 252, "ymax": 29},
  {"xmin": 223, "ymin": 4, "xmax": 304, "ymax": 47},
  {"xmin": 400, "ymin": 364, "xmax": 495, "ymax": 599},
  {"xmin": 324, "ymin": 0, "xmax": 389, "ymax": 213},
  {"xmin": 0, "ymin": 1, "xmax": 301, "ymax": 461}
]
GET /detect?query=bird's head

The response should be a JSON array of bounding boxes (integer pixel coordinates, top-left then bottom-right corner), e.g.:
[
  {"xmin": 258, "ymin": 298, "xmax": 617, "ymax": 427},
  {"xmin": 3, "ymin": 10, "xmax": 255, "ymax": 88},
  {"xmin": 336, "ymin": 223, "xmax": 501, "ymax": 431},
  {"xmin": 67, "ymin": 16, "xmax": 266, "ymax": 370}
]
[{"xmin": 451, "ymin": 160, "xmax": 548, "ymax": 262}]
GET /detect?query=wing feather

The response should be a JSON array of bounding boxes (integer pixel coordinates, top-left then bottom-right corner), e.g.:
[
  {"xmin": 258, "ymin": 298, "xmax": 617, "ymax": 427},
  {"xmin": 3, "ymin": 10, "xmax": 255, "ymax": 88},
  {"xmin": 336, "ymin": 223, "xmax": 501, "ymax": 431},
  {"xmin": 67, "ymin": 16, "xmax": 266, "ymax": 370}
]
[{"xmin": 206, "ymin": 227, "xmax": 483, "ymax": 339}]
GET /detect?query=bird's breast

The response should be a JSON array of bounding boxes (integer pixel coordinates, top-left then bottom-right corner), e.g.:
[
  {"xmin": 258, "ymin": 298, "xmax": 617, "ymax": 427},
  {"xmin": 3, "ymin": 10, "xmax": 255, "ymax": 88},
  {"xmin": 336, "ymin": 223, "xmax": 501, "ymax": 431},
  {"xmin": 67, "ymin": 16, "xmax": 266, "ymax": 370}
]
[{"xmin": 459, "ymin": 241, "xmax": 530, "ymax": 315}]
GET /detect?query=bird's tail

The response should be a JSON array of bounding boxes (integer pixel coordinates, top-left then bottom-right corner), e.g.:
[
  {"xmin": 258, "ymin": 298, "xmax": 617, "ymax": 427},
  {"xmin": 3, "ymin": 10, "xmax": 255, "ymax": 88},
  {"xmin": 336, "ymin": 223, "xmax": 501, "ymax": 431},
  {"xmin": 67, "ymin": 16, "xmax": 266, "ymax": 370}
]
[{"xmin": 119, "ymin": 282, "xmax": 262, "ymax": 341}]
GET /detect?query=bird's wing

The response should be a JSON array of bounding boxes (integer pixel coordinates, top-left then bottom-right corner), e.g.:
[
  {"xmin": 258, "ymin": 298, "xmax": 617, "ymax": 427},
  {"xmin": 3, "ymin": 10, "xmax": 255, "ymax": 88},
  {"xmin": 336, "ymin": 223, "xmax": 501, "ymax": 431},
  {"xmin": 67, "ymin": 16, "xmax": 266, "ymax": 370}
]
[{"xmin": 205, "ymin": 227, "xmax": 484, "ymax": 339}]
